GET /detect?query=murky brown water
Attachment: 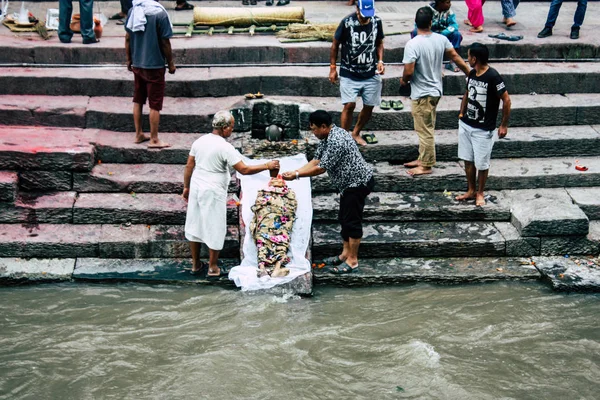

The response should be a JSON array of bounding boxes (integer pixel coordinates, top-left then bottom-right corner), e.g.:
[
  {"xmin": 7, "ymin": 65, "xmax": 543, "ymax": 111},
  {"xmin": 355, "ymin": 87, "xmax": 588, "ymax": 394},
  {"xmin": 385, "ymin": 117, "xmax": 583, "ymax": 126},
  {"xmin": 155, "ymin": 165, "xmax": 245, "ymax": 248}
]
[{"xmin": 1, "ymin": 282, "xmax": 599, "ymax": 400}]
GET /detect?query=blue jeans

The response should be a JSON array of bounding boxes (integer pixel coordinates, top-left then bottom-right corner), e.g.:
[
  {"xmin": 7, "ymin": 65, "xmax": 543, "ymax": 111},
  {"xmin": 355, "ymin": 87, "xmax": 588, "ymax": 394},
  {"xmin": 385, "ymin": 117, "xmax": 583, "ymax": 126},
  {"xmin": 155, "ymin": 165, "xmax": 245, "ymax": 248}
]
[
  {"xmin": 545, "ymin": 0, "xmax": 588, "ymax": 29},
  {"xmin": 501, "ymin": 0, "xmax": 520, "ymax": 18},
  {"xmin": 58, "ymin": 0, "xmax": 96, "ymax": 43}
]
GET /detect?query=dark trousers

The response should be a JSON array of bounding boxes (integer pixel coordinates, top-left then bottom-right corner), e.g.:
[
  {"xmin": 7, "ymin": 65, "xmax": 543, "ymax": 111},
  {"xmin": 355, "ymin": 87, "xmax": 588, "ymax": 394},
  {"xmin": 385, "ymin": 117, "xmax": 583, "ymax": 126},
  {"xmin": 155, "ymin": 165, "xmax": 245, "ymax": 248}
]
[
  {"xmin": 338, "ymin": 177, "xmax": 374, "ymax": 241},
  {"xmin": 544, "ymin": 0, "xmax": 587, "ymax": 29},
  {"xmin": 120, "ymin": 0, "xmax": 133, "ymax": 14},
  {"xmin": 58, "ymin": 0, "xmax": 96, "ymax": 43}
]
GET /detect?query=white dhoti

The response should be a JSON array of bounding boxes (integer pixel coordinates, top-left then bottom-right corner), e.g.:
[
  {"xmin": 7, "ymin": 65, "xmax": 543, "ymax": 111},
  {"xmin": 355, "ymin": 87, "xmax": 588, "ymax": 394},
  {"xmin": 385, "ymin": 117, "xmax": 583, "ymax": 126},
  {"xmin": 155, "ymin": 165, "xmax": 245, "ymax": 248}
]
[{"xmin": 184, "ymin": 170, "xmax": 229, "ymax": 250}]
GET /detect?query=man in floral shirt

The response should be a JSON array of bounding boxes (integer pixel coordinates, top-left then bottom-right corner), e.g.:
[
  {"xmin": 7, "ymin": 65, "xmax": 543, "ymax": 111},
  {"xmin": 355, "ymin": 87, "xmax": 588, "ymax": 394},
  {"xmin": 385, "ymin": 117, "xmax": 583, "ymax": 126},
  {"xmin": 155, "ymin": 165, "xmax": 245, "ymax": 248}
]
[{"xmin": 282, "ymin": 110, "xmax": 374, "ymax": 274}]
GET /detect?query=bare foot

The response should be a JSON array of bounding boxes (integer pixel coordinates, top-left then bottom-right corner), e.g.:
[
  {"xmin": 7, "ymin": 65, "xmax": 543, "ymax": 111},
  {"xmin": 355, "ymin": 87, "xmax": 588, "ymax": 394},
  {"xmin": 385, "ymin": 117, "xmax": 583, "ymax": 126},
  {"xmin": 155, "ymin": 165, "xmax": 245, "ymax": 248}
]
[
  {"xmin": 352, "ymin": 135, "xmax": 367, "ymax": 146},
  {"xmin": 346, "ymin": 0, "xmax": 355, "ymax": 4},
  {"xmin": 148, "ymin": 140, "xmax": 171, "ymax": 149},
  {"xmin": 455, "ymin": 191, "xmax": 476, "ymax": 201},
  {"xmin": 407, "ymin": 166, "xmax": 432, "ymax": 176},
  {"xmin": 403, "ymin": 160, "xmax": 420, "ymax": 168},
  {"xmin": 271, "ymin": 267, "xmax": 290, "ymax": 277},
  {"xmin": 470, "ymin": 26, "xmax": 484, "ymax": 33},
  {"xmin": 505, "ymin": 18, "xmax": 517, "ymax": 27},
  {"xmin": 135, "ymin": 134, "xmax": 150, "ymax": 144},
  {"xmin": 257, "ymin": 267, "xmax": 269, "ymax": 278},
  {"xmin": 476, "ymin": 193, "xmax": 486, "ymax": 207},
  {"xmin": 464, "ymin": 19, "xmax": 473, "ymax": 26}
]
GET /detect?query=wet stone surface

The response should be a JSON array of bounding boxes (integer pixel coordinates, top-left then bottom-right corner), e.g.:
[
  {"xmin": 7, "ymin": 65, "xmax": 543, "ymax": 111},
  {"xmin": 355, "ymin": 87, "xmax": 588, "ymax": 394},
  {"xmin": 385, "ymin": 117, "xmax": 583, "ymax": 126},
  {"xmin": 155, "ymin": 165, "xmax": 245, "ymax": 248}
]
[
  {"xmin": 312, "ymin": 257, "xmax": 541, "ymax": 286},
  {"xmin": 534, "ymin": 256, "xmax": 600, "ymax": 292},
  {"xmin": 539, "ymin": 221, "xmax": 600, "ymax": 256},
  {"xmin": 0, "ymin": 258, "xmax": 75, "ymax": 284},
  {"xmin": 0, "ymin": 192, "xmax": 77, "ymax": 224},
  {"xmin": 19, "ymin": 171, "xmax": 73, "ymax": 192}
]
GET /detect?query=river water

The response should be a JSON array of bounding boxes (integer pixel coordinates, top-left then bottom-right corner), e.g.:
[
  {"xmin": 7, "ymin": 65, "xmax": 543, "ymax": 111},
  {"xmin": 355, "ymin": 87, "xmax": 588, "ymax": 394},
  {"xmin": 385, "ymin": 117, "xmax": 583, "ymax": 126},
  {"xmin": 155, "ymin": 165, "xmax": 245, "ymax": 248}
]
[{"xmin": 1, "ymin": 282, "xmax": 599, "ymax": 400}]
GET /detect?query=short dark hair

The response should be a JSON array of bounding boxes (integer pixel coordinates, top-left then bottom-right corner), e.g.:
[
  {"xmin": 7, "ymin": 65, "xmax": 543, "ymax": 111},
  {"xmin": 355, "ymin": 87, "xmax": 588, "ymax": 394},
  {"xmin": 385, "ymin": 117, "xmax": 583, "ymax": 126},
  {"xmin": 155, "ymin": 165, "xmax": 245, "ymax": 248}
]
[
  {"xmin": 469, "ymin": 42, "xmax": 489, "ymax": 65},
  {"xmin": 309, "ymin": 110, "xmax": 332, "ymax": 127},
  {"xmin": 415, "ymin": 7, "xmax": 433, "ymax": 29}
]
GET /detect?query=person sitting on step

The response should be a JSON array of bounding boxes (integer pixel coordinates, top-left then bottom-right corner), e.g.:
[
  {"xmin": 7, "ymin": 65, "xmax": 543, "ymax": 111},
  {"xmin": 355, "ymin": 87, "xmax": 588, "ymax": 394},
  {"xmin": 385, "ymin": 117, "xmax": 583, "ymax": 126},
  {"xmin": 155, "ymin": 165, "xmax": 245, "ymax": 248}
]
[{"xmin": 410, "ymin": 0, "xmax": 463, "ymax": 72}]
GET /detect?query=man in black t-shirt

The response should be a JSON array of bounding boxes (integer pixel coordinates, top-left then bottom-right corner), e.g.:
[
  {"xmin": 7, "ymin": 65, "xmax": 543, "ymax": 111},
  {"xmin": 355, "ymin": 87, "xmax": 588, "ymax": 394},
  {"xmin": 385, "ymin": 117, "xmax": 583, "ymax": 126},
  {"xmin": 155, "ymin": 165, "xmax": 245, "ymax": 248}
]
[
  {"xmin": 456, "ymin": 43, "xmax": 511, "ymax": 207},
  {"xmin": 330, "ymin": 0, "xmax": 385, "ymax": 146}
]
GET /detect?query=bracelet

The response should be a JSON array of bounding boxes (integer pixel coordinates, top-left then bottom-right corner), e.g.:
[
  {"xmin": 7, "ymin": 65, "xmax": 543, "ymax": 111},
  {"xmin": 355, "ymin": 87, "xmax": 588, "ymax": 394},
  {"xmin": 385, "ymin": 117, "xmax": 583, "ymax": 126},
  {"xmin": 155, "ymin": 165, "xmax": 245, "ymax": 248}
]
[
  {"xmin": 378, "ymin": 60, "xmax": 384, "ymax": 64},
  {"xmin": 295, "ymin": 171, "xmax": 300, "ymax": 180},
  {"xmin": 265, "ymin": 162, "xmax": 269, "ymax": 170}
]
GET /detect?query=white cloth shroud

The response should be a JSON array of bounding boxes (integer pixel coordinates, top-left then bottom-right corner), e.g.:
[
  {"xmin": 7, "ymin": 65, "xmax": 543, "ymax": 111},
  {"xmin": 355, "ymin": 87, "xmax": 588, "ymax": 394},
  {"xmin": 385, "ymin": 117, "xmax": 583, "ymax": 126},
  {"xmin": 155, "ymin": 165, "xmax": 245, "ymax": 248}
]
[
  {"xmin": 229, "ymin": 154, "xmax": 312, "ymax": 291},
  {"xmin": 126, "ymin": 0, "xmax": 171, "ymax": 32}
]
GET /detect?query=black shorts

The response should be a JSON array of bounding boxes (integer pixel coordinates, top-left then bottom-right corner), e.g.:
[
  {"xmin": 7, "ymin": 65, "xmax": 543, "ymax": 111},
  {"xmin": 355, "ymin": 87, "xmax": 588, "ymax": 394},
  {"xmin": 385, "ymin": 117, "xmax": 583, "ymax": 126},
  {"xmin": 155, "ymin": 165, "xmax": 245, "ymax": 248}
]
[{"xmin": 338, "ymin": 177, "xmax": 375, "ymax": 240}]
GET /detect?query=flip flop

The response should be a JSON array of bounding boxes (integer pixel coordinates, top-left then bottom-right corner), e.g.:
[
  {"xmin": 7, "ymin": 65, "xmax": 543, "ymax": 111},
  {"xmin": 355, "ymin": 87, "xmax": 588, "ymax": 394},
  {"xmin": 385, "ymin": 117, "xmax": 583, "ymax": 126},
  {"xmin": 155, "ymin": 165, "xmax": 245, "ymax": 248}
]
[
  {"xmin": 380, "ymin": 99, "xmax": 391, "ymax": 110},
  {"xmin": 361, "ymin": 132, "xmax": 378, "ymax": 144},
  {"xmin": 391, "ymin": 100, "xmax": 404, "ymax": 110},
  {"xmin": 207, "ymin": 264, "xmax": 229, "ymax": 280},
  {"xmin": 175, "ymin": 2, "xmax": 194, "ymax": 11},
  {"xmin": 488, "ymin": 33, "xmax": 523, "ymax": 41},
  {"xmin": 323, "ymin": 256, "xmax": 344, "ymax": 266},
  {"xmin": 329, "ymin": 262, "xmax": 358, "ymax": 274},
  {"xmin": 190, "ymin": 261, "xmax": 208, "ymax": 277}
]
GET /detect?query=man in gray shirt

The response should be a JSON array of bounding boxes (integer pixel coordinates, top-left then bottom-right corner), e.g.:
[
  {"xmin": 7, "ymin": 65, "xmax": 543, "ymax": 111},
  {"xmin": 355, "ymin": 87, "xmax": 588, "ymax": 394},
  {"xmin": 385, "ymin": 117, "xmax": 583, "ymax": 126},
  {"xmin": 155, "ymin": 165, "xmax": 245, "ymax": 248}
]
[
  {"xmin": 125, "ymin": 0, "xmax": 175, "ymax": 148},
  {"xmin": 400, "ymin": 6, "xmax": 469, "ymax": 176}
]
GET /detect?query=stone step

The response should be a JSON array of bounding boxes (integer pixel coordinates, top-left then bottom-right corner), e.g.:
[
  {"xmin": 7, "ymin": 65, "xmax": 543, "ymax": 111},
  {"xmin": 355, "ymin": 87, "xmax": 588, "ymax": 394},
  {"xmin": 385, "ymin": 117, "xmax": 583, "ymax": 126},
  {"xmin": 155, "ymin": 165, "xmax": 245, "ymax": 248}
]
[
  {"xmin": 72, "ymin": 163, "xmax": 239, "ymax": 194},
  {"xmin": 73, "ymin": 193, "xmax": 239, "ymax": 225},
  {"xmin": 0, "ymin": 224, "xmax": 240, "ymax": 259},
  {"xmin": 1, "ymin": 93, "xmax": 599, "ymax": 133},
  {"xmin": 1, "ymin": 63, "xmax": 598, "ymax": 98},
  {"xmin": 567, "ymin": 187, "xmax": 600, "ymax": 220},
  {"xmin": 311, "ymin": 156, "xmax": 600, "ymax": 193},
  {"xmin": 312, "ymin": 257, "xmax": 541, "ymax": 286},
  {"xmin": 0, "ymin": 171, "xmax": 17, "ymax": 202},
  {"xmin": 0, "ymin": 126, "xmax": 95, "ymax": 171},
  {"xmin": 312, "ymin": 221, "xmax": 539, "ymax": 258},
  {"xmin": 249, "ymin": 125, "xmax": 600, "ymax": 163},
  {"xmin": 312, "ymin": 220, "xmax": 600, "ymax": 258},
  {"xmin": 0, "ymin": 192, "xmax": 77, "ymax": 223},
  {"xmin": 312, "ymin": 191, "xmax": 511, "ymax": 222},
  {"xmin": 505, "ymin": 188, "xmax": 589, "ymax": 237}
]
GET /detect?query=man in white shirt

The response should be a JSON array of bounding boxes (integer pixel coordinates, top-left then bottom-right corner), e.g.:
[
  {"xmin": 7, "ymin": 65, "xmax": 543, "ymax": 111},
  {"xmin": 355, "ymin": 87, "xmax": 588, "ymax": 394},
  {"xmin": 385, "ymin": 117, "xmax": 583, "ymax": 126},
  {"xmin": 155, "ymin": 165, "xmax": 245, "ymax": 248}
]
[{"xmin": 400, "ymin": 6, "xmax": 469, "ymax": 176}]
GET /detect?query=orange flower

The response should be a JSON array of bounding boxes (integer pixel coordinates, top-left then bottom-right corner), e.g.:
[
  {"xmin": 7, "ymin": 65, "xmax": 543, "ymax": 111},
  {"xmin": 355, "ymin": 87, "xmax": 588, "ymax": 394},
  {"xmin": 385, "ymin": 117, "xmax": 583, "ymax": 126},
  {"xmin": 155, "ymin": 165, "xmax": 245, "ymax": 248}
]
[
  {"xmin": 291, "ymin": 139, "xmax": 298, "ymax": 145},
  {"xmin": 312, "ymin": 263, "xmax": 316, "ymax": 268},
  {"xmin": 97, "ymin": 159, "xmax": 102, "ymax": 164},
  {"xmin": 318, "ymin": 263, "xmax": 325, "ymax": 269}
]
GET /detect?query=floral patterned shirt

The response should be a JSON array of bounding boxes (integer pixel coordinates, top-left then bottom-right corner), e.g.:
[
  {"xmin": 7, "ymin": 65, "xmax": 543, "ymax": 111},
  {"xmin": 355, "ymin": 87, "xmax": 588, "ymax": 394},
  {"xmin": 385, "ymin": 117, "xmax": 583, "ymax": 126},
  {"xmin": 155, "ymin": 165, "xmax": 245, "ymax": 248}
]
[{"xmin": 314, "ymin": 124, "xmax": 373, "ymax": 194}]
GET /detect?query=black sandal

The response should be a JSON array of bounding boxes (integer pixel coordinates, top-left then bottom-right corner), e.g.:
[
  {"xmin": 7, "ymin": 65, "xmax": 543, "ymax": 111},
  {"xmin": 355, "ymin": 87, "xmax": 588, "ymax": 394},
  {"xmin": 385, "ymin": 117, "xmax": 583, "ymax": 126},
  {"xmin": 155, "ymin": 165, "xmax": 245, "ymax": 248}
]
[
  {"xmin": 329, "ymin": 262, "xmax": 358, "ymax": 274},
  {"xmin": 323, "ymin": 256, "xmax": 344, "ymax": 266},
  {"xmin": 190, "ymin": 261, "xmax": 208, "ymax": 277}
]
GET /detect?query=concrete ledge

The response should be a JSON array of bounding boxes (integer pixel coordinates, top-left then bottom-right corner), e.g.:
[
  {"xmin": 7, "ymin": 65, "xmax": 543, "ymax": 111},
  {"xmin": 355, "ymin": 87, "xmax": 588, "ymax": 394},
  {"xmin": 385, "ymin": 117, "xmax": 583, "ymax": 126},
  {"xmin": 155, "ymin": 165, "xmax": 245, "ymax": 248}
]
[
  {"xmin": 534, "ymin": 256, "xmax": 600, "ymax": 292},
  {"xmin": 0, "ymin": 192, "xmax": 76, "ymax": 223},
  {"xmin": 0, "ymin": 258, "xmax": 75, "ymax": 284},
  {"xmin": 507, "ymin": 188, "xmax": 589, "ymax": 237},
  {"xmin": 313, "ymin": 257, "xmax": 541, "ymax": 286},
  {"xmin": 0, "ymin": 171, "xmax": 18, "ymax": 202},
  {"xmin": 0, "ymin": 95, "xmax": 87, "ymax": 128},
  {"xmin": 313, "ymin": 191, "xmax": 510, "ymax": 222},
  {"xmin": 312, "ymin": 221, "xmax": 507, "ymax": 258},
  {"xmin": 493, "ymin": 222, "xmax": 541, "ymax": 256}
]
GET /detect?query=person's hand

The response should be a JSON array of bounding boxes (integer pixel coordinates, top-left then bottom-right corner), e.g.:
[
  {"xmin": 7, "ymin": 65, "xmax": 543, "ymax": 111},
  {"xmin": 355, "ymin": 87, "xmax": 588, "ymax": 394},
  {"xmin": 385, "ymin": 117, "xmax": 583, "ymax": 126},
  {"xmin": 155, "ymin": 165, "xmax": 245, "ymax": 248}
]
[
  {"xmin": 329, "ymin": 67, "xmax": 338, "ymax": 84},
  {"xmin": 182, "ymin": 188, "xmax": 190, "ymax": 202},
  {"xmin": 266, "ymin": 160, "xmax": 280, "ymax": 170},
  {"xmin": 168, "ymin": 62, "xmax": 176, "ymax": 74},
  {"xmin": 400, "ymin": 77, "xmax": 408, "ymax": 86},
  {"xmin": 498, "ymin": 125, "xmax": 508, "ymax": 138},
  {"xmin": 281, "ymin": 171, "xmax": 295, "ymax": 181},
  {"xmin": 377, "ymin": 61, "xmax": 385, "ymax": 75},
  {"xmin": 127, "ymin": 60, "xmax": 133, "ymax": 72}
]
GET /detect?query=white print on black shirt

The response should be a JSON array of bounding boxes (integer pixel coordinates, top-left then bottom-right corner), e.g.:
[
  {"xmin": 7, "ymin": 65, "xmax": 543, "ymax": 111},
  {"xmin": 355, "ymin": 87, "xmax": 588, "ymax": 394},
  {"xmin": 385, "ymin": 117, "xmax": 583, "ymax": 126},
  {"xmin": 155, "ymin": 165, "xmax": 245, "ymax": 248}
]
[
  {"xmin": 344, "ymin": 18, "xmax": 378, "ymax": 70},
  {"xmin": 466, "ymin": 80, "xmax": 487, "ymax": 124}
]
